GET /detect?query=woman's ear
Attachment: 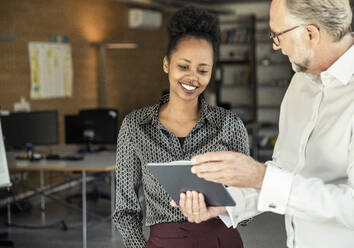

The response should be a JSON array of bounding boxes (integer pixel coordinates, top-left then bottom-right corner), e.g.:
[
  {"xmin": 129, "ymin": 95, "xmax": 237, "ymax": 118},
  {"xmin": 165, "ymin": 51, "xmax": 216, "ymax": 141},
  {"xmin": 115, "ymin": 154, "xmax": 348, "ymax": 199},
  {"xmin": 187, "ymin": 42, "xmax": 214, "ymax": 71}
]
[{"xmin": 163, "ymin": 56, "xmax": 169, "ymax": 74}]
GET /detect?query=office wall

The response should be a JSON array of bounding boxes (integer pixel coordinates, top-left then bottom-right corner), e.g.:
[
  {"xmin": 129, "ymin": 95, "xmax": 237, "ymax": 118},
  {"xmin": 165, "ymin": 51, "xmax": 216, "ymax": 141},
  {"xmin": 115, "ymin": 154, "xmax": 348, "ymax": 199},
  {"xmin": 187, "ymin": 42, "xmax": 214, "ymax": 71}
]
[{"xmin": 0, "ymin": 0, "xmax": 169, "ymax": 145}]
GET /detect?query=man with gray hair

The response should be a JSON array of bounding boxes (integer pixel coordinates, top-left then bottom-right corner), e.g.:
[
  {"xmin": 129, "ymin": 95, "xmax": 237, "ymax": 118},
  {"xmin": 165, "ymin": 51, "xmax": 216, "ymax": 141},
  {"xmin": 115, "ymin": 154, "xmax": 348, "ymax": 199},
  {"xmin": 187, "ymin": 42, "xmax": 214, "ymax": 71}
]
[{"xmin": 172, "ymin": 0, "xmax": 354, "ymax": 247}]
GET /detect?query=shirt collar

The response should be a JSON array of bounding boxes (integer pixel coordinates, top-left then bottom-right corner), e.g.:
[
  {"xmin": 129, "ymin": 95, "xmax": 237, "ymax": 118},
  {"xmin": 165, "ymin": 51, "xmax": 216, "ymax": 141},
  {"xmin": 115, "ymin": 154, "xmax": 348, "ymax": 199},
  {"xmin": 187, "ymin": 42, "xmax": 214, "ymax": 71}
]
[
  {"xmin": 322, "ymin": 44, "xmax": 354, "ymax": 86},
  {"xmin": 138, "ymin": 94, "xmax": 219, "ymax": 128}
]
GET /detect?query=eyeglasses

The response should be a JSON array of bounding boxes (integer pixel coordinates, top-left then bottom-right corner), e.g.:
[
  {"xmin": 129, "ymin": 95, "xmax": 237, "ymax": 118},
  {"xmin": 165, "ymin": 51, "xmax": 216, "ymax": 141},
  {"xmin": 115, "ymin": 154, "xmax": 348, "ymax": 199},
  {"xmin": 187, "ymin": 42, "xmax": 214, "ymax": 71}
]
[{"xmin": 269, "ymin": 25, "xmax": 300, "ymax": 47}]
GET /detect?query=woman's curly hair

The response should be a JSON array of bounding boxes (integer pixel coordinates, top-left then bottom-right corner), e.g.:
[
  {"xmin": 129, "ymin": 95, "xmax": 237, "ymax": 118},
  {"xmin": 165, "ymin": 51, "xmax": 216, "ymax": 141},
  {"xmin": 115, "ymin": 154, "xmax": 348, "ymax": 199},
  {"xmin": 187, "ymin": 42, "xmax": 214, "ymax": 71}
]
[{"xmin": 166, "ymin": 5, "xmax": 221, "ymax": 64}]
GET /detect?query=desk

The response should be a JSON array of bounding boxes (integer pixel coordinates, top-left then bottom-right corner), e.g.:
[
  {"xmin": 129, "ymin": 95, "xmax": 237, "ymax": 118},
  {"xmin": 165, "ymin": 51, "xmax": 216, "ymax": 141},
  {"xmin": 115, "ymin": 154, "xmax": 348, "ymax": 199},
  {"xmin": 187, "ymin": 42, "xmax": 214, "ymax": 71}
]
[{"xmin": 8, "ymin": 151, "xmax": 116, "ymax": 248}]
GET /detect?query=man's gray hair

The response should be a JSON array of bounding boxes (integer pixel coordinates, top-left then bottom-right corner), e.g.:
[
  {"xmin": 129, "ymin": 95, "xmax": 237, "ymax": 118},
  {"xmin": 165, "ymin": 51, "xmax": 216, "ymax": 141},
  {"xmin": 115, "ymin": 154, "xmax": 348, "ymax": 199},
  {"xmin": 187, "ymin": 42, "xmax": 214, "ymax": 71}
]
[{"xmin": 285, "ymin": 0, "xmax": 352, "ymax": 41}]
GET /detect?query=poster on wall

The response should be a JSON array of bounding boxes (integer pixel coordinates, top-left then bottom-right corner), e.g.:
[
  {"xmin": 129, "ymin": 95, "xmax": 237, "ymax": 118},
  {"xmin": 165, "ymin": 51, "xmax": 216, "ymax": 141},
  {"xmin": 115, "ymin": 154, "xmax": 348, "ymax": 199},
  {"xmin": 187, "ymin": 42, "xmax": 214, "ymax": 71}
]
[{"xmin": 28, "ymin": 42, "xmax": 73, "ymax": 99}]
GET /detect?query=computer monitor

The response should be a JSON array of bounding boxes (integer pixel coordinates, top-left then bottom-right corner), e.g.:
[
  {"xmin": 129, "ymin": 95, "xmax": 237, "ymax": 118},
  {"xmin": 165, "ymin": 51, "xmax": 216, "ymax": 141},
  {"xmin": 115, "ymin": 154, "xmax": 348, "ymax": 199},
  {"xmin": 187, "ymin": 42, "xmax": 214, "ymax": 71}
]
[
  {"xmin": 79, "ymin": 108, "xmax": 118, "ymax": 145},
  {"xmin": 1, "ymin": 110, "xmax": 59, "ymax": 149},
  {"xmin": 65, "ymin": 115, "xmax": 84, "ymax": 144},
  {"xmin": 65, "ymin": 108, "xmax": 118, "ymax": 151}
]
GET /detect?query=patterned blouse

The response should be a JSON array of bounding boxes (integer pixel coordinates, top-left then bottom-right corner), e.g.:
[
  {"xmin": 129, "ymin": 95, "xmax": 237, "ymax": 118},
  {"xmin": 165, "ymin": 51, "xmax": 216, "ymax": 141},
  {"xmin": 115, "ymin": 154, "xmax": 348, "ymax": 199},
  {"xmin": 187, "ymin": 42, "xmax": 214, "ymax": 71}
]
[{"xmin": 113, "ymin": 94, "xmax": 249, "ymax": 248}]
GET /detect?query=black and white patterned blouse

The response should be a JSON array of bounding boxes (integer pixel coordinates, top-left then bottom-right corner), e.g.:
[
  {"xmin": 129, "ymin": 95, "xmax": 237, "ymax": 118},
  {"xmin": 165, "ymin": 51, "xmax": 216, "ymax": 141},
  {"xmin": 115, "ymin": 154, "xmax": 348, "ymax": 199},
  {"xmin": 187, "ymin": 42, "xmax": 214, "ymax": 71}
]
[{"xmin": 113, "ymin": 94, "xmax": 249, "ymax": 248}]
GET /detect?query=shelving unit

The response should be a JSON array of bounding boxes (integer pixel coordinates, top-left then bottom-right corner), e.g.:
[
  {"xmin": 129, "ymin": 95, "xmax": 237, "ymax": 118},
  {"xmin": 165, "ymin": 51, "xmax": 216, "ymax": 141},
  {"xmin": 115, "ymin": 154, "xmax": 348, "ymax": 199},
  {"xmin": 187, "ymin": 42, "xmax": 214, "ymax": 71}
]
[
  {"xmin": 210, "ymin": 15, "xmax": 258, "ymax": 157},
  {"xmin": 215, "ymin": 15, "xmax": 257, "ymax": 123},
  {"xmin": 255, "ymin": 19, "xmax": 293, "ymax": 161},
  {"xmin": 206, "ymin": 16, "xmax": 293, "ymax": 161}
]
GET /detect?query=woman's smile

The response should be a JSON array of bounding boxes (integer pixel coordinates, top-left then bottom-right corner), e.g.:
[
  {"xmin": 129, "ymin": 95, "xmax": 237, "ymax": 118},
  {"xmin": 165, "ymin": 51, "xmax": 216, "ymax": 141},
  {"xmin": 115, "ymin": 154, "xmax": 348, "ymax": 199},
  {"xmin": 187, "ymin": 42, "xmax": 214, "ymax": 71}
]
[{"xmin": 179, "ymin": 81, "xmax": 199, "ymax": 94}]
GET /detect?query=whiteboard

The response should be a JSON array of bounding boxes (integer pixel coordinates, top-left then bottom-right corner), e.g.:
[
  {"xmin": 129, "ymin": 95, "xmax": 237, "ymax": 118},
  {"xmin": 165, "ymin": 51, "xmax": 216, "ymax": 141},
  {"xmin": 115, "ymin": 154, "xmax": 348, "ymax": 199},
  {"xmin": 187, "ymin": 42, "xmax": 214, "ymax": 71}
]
[{"xmin": 0, "ymin": 120, "xmax": 11, "ymax": 187}]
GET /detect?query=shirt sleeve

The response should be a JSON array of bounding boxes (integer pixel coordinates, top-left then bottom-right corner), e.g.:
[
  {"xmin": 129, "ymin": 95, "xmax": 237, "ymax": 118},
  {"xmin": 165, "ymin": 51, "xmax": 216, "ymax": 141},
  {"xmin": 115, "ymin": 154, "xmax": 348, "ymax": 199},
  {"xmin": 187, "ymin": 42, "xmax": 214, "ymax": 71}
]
[
  {"xmin": 258, "ymin": 129, "xmax": 354, "ymax": 228},
  {"xmin": 112, "ymin": 116, "xmax": 146, "ymax": 248},
  {"xmin": 219, "ymin": 187, "xmax": 261, "ymax": 228},
  {"xmin": 219, "ymin": 117, "xmax": 262, "ymax": 228}
]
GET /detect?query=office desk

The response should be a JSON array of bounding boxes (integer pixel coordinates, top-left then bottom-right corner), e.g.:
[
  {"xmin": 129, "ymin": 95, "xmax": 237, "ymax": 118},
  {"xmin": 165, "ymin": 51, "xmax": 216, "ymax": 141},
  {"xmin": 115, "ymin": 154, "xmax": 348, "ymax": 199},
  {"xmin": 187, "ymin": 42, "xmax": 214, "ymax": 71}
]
[{"xmin": 8, "ymin": 151, "xmax": 116, "ymax": 248}]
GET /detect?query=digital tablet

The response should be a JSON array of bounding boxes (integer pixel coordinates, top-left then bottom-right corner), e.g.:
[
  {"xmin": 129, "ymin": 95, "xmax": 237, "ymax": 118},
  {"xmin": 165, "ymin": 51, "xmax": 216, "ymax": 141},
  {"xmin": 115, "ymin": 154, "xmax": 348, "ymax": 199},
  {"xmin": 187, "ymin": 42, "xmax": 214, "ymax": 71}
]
[{"xmin": 146, "ymin": 161, "xmax": 236, "ymax": 207}]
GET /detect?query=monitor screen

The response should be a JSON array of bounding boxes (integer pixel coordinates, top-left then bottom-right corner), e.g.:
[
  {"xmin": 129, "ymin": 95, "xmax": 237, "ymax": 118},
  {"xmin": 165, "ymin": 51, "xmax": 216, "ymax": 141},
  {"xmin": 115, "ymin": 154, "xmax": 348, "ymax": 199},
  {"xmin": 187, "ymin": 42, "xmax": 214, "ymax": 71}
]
[
  {"xmin": 1, "ymin": 110, "xmax": 59, "ymax": 148},
  {"xmin": 65, "ymin": 115, "xmax": 84, "ymax": 144},
  {"xmin": 65, "ymin": 108, "xmax": 118, "ymax": 145}
]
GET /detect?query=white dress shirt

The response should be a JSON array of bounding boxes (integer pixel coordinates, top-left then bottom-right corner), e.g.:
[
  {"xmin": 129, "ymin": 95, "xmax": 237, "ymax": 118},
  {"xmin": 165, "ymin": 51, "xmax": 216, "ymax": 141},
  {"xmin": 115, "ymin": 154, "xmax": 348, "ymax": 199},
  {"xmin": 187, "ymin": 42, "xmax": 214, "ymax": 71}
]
[{"xmin": 221, "ymin": 44, "xmax": 354, "ymax": 248}]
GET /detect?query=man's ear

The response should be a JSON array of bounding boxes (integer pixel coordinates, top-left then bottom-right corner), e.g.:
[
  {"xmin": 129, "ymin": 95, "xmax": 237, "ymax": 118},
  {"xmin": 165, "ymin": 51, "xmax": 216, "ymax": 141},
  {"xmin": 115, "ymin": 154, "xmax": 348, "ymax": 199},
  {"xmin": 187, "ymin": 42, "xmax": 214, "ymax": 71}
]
[
  {"xmin": 163, "ymin": 56, "xmax": 169, "ymax": 74},
  {"xmin": 306, "ymin": 24, "xmax": 320, "ymax": 47}
]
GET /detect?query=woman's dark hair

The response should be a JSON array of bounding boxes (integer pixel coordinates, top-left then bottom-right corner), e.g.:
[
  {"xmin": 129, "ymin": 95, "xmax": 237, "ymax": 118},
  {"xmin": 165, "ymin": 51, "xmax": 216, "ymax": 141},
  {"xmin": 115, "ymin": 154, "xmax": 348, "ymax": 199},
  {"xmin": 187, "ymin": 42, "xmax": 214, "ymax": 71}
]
[{"xmin": 166, "ymin": 5, "xmax": 221, "ymax": 64}]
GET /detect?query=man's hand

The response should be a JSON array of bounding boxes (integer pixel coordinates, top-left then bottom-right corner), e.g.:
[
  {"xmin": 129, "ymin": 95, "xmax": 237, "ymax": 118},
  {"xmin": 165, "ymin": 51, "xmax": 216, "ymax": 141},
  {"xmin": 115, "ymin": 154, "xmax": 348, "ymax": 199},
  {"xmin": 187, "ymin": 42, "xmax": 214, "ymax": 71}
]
[
  {"xmin": 170, "ymin": 191, "xmax": 227, "ymax": 223},
  {"xmin": 191, "ymin": 151, "xmax": 266, "ymax": 189}
]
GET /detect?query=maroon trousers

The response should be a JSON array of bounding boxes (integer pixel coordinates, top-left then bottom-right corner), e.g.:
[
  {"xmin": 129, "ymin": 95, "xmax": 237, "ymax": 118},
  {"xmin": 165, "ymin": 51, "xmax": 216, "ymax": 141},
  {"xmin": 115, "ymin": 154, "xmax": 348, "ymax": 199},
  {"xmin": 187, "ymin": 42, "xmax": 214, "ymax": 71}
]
[{"xmin": 145, "ymin": 218, "xmax": 243, "ymax": 248}]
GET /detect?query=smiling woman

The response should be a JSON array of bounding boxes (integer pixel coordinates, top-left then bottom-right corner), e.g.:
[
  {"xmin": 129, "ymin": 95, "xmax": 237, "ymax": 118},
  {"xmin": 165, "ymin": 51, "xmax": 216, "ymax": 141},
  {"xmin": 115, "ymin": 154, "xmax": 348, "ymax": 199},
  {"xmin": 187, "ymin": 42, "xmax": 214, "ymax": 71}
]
[
  {"xmin": 113, "ymin": 5, "xmax": 249, "ymax": 248},
  {"xmin": 163, "ymin": 38, "xmax": 212, "ymax": 99}
]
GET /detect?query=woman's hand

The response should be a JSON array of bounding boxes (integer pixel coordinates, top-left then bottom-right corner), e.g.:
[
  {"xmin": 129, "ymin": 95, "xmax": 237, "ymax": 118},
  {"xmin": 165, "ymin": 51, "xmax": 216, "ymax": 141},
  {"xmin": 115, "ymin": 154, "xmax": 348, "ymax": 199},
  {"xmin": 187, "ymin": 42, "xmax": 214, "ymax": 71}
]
[{"xmin": 170, "ymin": 191, "xmax": 227, "ymax": 223}]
